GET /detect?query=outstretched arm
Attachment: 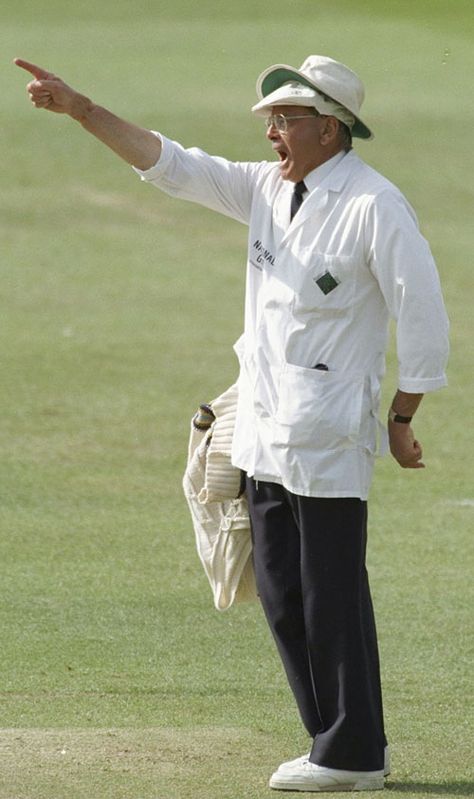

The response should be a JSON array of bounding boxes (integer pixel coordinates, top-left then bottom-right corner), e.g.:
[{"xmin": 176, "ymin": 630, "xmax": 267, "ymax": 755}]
[{"xmin": 14, "ymin": 59, "xmax": 162, "ymax": 171}]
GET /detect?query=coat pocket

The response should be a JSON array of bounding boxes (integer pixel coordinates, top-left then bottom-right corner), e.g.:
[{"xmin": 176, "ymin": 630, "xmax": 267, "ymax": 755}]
[
  {"xmin": 274, "ymin": 363, "xmax": 365, "ymax": 451},
  {"xmin": 294, "ymin": 252, "xmax": 358, "ymax": 316}
]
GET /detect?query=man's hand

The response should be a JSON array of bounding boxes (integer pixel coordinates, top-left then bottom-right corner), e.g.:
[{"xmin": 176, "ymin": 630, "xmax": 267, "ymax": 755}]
[
  {"xmin": 14, "ymin": 58, "xmax": 90, "ymax": 119},
  {"xmin": 388, "ymin": 421, "xmax": 425, "ymax": 469}
]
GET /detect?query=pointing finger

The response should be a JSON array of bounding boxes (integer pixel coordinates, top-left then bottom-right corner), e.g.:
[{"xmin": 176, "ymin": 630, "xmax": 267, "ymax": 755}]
[{"xmin": 14, "ymin": 58, "xmax": 54, "ymax": 80}]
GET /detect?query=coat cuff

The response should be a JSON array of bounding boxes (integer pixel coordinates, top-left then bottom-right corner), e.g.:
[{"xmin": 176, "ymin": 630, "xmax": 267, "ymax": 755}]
[
  {"xmin": 132, "ymin": 131, "xmax": 167, "ymax": 180},
  {"xmin": 398, "ymin": 374, "xmax": 448, "ymax": 393}
]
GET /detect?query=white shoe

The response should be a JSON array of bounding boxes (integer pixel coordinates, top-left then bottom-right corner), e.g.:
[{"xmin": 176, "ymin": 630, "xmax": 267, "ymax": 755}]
[
  {"xmin": 269, "ymin": 761, "xmax": 384, "ymax": 791},
  {"xmin": 276, "ymin": 745, "xmax": 390, "ymax": 777}
]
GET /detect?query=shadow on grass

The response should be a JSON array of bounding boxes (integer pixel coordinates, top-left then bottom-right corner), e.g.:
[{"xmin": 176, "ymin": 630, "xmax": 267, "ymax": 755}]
[{"xmin": 387, "ymin": 781, "xmax": 474, "ymax": 795}]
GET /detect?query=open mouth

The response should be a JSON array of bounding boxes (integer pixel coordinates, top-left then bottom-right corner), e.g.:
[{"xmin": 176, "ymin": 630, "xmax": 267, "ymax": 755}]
[{"xmin": 274, "ymin": 145, "xmax": 289, "ymax": 164}]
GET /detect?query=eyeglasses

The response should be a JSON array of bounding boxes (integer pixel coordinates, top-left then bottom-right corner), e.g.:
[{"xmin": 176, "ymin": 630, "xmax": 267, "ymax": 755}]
[{"xmin": 264, "ymin": 112, "xmax": 321, "ymax": 134}]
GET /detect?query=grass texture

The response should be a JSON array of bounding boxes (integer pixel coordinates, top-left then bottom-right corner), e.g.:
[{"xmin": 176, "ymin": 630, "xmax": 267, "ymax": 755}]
[{"xmin": 1, "ymin": 0, "xmax": 473, "ymax": 797}]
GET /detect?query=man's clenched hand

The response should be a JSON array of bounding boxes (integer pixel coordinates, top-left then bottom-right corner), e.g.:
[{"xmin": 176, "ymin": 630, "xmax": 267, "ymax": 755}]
[{"xmin": 388, "ymin": 421, "xmax": 425, "ymax": 469}]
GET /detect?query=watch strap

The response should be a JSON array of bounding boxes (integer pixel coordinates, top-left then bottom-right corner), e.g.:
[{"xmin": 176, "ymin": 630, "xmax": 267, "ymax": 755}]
[{"xmin": 388, "ymin": 407, "xmax": 413, "ymax": 424}]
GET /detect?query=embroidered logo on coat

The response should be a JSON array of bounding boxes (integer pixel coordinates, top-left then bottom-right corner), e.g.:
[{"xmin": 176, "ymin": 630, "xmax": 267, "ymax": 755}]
[{"xmin": 314, "ymin": 271, "xmax": 340, "ymax": 295}]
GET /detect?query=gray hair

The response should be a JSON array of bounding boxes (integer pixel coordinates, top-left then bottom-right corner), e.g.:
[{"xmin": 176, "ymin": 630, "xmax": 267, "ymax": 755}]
[{"xmin": 338, "ymin": 121, "xmax": 353, "ymax": 151}]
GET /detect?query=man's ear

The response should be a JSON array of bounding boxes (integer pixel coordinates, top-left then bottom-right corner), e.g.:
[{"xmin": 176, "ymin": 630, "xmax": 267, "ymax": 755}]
[{"xmin": 320, "ymin": 116, "xmax": 339, "ymax": 145}]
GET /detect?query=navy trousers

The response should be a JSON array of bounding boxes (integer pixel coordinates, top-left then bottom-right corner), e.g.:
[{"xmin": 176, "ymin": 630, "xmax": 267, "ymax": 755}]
[{"xmin": 246, "ymin": 477, "xmax": 386, "ymax": 772}]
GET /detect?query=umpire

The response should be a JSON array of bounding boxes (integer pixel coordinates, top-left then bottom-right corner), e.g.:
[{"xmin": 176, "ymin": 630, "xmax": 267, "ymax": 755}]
[{"xmin": 16, "ymin": 53, "xmax": 449, "ymax": 792}]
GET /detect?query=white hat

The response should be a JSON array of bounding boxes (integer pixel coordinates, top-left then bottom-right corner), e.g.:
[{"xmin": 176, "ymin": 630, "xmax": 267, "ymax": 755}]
[{"xmin": 251, "ymin": 55, "xmax": 373, "ymax": 140}]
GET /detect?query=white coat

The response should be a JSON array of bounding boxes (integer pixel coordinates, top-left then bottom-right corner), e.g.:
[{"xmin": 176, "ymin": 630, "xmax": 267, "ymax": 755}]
[{"xmin": 136, "ymin": 137, "xmax": 449, "ymax": 499}]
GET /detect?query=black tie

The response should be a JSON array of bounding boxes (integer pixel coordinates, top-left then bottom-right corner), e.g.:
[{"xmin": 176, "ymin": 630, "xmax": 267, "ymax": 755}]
[{"xmin": 290, "ymin": 180, "xmax": 307, "ymax": 221}]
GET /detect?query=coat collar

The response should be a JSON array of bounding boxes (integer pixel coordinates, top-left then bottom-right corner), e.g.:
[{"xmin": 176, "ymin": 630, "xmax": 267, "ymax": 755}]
[{"xmin": 285, "ymin": 149, "xmax": 362, "ymax": 233}]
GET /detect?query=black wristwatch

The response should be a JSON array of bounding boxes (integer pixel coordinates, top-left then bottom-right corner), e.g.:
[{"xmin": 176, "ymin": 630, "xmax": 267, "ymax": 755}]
[{"xmin": 388, "ymin": 407, "xmax": 413, "ymax": 424}]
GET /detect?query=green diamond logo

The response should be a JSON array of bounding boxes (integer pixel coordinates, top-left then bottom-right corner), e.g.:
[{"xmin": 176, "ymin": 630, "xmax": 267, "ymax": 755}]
[{"xmin": 315, "ymin": 271, "xmax": 340, "ymax": 295}]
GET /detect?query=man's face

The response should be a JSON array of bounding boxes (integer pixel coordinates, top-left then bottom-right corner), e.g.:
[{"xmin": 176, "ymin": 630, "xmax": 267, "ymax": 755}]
[{"xmin": 266, "ymin": 105, "xmax": 325, "ymax": 182}]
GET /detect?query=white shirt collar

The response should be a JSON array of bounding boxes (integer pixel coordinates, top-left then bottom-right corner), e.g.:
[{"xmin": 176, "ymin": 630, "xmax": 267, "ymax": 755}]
[{"xmin": 302, "ymin": 149, "xmax": 348, "ymax": 194}]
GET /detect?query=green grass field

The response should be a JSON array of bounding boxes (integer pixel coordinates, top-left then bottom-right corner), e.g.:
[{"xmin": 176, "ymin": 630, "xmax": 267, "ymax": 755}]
[{"xmin": 1, "ymin": 1, "xmax": 473, "ymax": 797}]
